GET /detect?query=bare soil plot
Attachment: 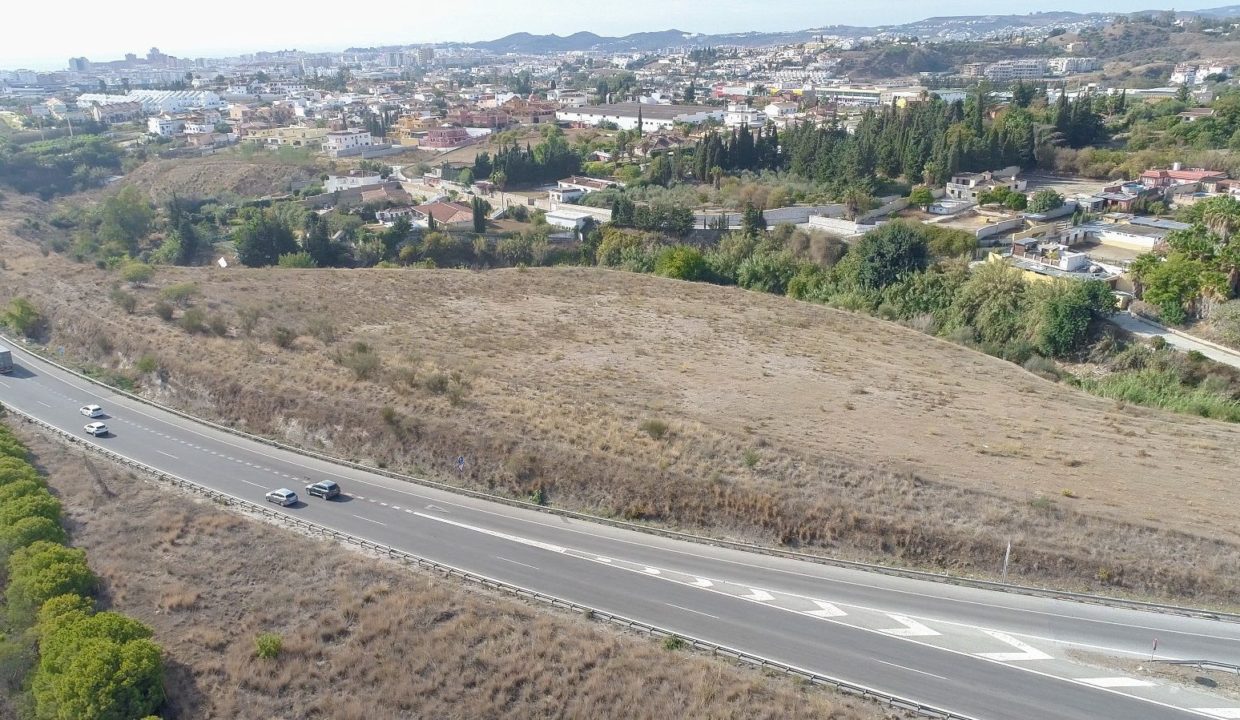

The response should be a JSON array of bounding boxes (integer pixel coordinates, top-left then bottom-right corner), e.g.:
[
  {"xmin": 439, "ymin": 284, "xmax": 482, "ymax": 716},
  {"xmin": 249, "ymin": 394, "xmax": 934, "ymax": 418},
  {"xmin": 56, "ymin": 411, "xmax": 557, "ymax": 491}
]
[
  {"xmin": 2, "ymin": 200, "xmax": 1239, "ymax": 604},
  {"xmin": 13, "ymin": 424, "xmax": 884, "ymax": 720}
]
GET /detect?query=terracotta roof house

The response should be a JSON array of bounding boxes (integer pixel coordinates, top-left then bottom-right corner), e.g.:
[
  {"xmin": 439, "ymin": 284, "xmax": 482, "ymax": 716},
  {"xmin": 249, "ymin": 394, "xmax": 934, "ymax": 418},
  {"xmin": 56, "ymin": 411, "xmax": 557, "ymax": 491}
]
[{"xmin": 412, "ymin": 201, "xmax": 474, "ymax": 227}]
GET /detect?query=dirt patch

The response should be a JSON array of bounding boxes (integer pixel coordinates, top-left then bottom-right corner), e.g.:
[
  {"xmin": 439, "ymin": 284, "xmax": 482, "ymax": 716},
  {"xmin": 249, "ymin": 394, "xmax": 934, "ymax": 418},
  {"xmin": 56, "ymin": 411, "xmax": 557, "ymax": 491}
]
[
  {"xmin": 11, "ymin": 422, "xmax": 889, "ymax": 720},
  {"xmin": 3, "ymin": 204, "xmax": 1240, "ymax": 605},
  {"xmin": 116, "ymin": 155, "xmax": 319, "ymax": 200}
]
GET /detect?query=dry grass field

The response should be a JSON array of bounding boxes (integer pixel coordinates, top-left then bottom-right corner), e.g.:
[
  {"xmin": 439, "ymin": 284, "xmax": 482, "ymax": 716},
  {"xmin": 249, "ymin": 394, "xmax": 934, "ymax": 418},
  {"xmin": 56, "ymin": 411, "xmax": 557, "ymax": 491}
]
[
  {"xmin": 2, "ymin": 195, "xmax": 1240, "ymax": 604},
  {"xmin": 11, "ymin": 423, "xmax": 885, "ymax": 720},
  {"xmin": 117, "ymin": 155, "xmax": 320, "ymax": 200}
]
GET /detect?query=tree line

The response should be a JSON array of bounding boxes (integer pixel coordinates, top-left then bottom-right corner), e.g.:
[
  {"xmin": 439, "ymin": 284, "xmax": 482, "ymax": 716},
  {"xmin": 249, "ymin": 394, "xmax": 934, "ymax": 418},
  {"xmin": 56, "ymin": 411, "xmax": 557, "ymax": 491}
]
[
  {"xmin": 0, "ymin": 421, "xmax": 165, "ymax": 720},
  {"xmin": 687, "ymin": 88, "xmax": 1106, "ymax": 197}
]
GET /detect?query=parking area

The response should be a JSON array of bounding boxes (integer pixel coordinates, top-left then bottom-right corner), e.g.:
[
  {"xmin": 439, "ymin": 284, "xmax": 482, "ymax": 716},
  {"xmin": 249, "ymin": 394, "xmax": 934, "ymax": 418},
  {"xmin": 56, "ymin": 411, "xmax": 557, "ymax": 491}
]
[{"xmin": 1023, "ymin": 172, "xmax": 1112, "ymax": 198}]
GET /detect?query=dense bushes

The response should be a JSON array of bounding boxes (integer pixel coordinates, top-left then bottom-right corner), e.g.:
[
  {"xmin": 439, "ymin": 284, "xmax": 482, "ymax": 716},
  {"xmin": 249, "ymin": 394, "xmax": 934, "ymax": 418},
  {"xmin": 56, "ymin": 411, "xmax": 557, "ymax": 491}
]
[{"xmin": 0, "ymin": 424, "xmax": 165, "ymax": 718}]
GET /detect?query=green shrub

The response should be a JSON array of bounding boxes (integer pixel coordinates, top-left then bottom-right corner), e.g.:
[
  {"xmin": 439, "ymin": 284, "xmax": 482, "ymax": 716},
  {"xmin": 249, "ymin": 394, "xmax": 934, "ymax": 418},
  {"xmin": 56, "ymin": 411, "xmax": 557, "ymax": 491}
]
[
  {"xmin": 109, "ymin": 288, "xmax": 137, "ymax": 314},
  {"xmin": 179, "ymin": 307, "xmax": 207, "ymax": 334},
  {"xmin": 271, "ymin": 326, "xmax": 298, "ymax": 349},
  {"xmin": 639, "ymin": 419, "xmax": 669, "ymax": 440},
  {"xmin": 654, "ymin": 246, "xmax": 709, "ymax": 282},
  {"xmin": 662, "ymin": 635, "xmax": 685, "ymax": 651},
  {"xmin": 160, "ymin": 282, "xmax": 199, "ymax": 308},
  {"xmin": 207, "ymin": 313, "xmax": 229, "ymax": 337},
  {"xmin": 254, "ymin": 633, "xmax": 282, "ymax": 659},
  {"xmin": 277, "ymin": 251, "xmax": 317, "ymax": 268},
  {"xmin": 135, "ymin": 355, "xmax": 158, "ymax": 374},
  {"xmin": 152, "ymin": 301, "xmax": 174, "ymax": 321},
  {"xmin": 336, "ymin": 342, "xmax": 382, "ymax": 380},
  {"xmin": 6, "ymin": 541, "xmax": 94, "ymax": 628},
  {"xmin": 2, "ymin": 298, "xmax": 45, "ymax": 339},
  {"xmin": 742, "ymin": 449, "xmax": 760, "ymax": 468},
  {"xmin": 33, "ymin": 608, "xmax": 164, "ymax": 720},
  {"xmin": 119, "ymin": 262, "xmax": 154, "ymax": 285}
]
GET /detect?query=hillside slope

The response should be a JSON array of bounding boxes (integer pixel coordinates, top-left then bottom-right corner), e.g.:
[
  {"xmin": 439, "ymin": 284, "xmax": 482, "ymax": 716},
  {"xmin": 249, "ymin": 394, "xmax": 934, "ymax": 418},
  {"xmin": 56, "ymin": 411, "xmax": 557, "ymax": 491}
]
[{"xmin": 1, "ymin": 208, "xmax": 1238, "ymax": 603}]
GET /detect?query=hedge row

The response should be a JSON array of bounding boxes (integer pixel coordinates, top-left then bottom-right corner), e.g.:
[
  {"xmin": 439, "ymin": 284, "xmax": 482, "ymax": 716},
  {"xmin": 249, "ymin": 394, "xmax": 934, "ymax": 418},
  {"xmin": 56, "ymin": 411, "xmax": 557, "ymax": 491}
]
[{"xmin": 0, "ymin": 420, "xmax": 165, "ymax": 720}]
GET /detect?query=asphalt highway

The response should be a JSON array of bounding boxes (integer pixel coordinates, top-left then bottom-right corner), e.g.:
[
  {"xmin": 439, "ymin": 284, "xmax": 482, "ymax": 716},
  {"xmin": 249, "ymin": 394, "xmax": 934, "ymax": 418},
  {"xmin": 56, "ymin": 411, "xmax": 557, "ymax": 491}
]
[{"xmin": 3, "ymin": 340, "xmax": 1239, "ymax": 720}]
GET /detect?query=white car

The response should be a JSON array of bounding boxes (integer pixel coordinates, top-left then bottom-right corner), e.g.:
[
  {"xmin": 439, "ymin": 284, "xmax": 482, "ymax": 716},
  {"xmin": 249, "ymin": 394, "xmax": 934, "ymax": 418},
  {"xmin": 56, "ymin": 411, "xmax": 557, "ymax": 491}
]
[
  {"xmin": 80, "ymin": 404, "xmax": 104, "ymax": 418},
  {"xmin": 265, "ymin": 488, "xmax": 298, "ymax": 507},
  {"xmin": 83, "ymin": 422, "xmax": 108, "ymax": 437}
]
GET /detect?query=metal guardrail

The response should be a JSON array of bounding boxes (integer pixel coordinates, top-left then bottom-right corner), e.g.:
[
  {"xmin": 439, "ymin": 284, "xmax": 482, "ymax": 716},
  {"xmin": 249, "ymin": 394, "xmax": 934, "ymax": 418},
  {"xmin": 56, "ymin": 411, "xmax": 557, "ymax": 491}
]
[
  {"xmin": 4, "ymin": 334, "xmax": 1239, "ymax": 624},
  {"xmin": 1156, "ymin": 660, "xmax": 1240, "ymax": 674},
  {"xmin": 3, "ymin": 403, "xmax": 975, "ymax": 720}
]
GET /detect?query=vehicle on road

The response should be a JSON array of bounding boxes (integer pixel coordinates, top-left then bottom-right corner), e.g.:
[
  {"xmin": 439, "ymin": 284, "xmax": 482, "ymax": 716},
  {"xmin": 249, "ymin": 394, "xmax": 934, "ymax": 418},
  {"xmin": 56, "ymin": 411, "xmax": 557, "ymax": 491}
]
[
  {"xmin": 80, "ymin": 404, "xmax": 104, "ymax": 418},
  {"xmin": 0, "ymin": 346, "xmax": 12, "ymax": 374},
  {"xmin": 265, "ymin": 488, "xmax": 298, "ymax": 506},
  {"xmin": 306, "ymin": 480, "xmax": 340, "ymax": 499},
  {"xmin": 83, "ymin": 422, "xmax": 108, "ymax": 437}
]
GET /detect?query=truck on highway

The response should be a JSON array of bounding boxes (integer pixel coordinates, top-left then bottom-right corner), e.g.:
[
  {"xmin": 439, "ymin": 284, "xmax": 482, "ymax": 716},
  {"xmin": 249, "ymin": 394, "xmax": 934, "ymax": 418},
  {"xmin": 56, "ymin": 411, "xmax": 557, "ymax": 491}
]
[{"xmin": 0, "ymin": 345, "xmax": 12, "ymax": 374}]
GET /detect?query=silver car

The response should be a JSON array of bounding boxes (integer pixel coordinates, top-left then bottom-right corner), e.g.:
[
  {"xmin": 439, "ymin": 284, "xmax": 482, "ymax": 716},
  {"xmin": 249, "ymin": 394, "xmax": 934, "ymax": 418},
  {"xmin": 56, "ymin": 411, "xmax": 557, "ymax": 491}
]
[
  {"xmin": 265, "ymin": 488, "xmax": 298, "ymax": 507},
  {"xmin": 83, "ymin": 422, "xmax": 109, "ymax": 437}
]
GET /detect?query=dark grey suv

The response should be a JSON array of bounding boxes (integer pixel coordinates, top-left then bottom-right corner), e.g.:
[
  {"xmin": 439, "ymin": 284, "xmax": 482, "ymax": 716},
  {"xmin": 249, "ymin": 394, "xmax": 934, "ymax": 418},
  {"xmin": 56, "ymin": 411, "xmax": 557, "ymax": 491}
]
[{"xmin": 306, "ymin": 480, "xmax": 340, "ymax": 499}]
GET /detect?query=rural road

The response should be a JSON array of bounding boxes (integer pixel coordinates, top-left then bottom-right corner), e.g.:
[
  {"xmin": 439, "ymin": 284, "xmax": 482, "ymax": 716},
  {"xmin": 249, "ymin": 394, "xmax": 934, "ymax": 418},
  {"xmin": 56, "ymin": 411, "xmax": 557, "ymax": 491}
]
[
  {"xmin": 1110, "ymin": 313, "xmax": 1240, "ymax": 370},
  {"xmin": 3, "ymin": 341, "xmax": 1240, "ymax": 720}
]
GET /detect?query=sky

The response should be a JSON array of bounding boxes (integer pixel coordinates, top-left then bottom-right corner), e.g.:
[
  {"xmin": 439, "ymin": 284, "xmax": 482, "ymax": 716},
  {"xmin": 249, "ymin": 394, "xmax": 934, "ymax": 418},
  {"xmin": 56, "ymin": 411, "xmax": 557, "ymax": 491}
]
[{"xmin": 3, "ymin": 0, "xmax": 1226, "ymax": 70}]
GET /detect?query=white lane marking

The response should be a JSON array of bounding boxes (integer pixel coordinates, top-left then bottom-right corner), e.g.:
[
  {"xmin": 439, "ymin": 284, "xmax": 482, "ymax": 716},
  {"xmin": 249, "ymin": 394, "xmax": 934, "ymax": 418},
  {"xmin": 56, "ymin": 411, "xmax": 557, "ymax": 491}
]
[
  {"xmin": 380, "ymin": 502, "xmax": 388, "ymax": 507},
  {"xmin": 1195, "ymin": 710, "xmax": 1240, "ymax": 719},
  {"xmin": 156, "ymin": 450, "xmax": 179, "ymax": 459},
  {"xmin": 36, "ymin": 400, "xmax": 51, "ymax": 407},
  {"xmin": 879, "ymin": 614, "xmax": 940, "ymax": 637},
  {"xmin": 18, "ymin": 344, "xmax": 1235, "ymax": 656},
  {"xmin": 425, "ymin": 504, "xmax": 447, "ymax": 512},
  {"xmin": 742, "ymin": 588, "xmax": 775, "ymax": 602},
  {"xmin": 690, "ymin": 577, "xmax": 713, "ymax": 588},
  {"xmin": 405, "ymin": 509, "xmax": 413, "ymax": 514},
  {"xmin": 807, "ymin": 600, "xmax": 847, "ymax": 618},
  {"xmin": 240, "ymin": 479, "xmax": 264, "ymax": 488},
  {"xmin": 643, "ymin": 567, "xmax": 661, "ymax": 575},
  {"xmin": 1079, "ymin": 677, "xmax": 1156, "ymax": 688},
  {"xmin": 977, "ymin": 630, "xmax": 1053, "ymax": 661},
  {"xmin": 0, "ymin": 380, "xmax": 10, "ymax": 388},
  {"xmin": 589, "ymin": 559, "xmax": 1209, "ymax": 720},
  {"xmin": 596, "ymin": 557, "xmax": 613, "ymax": 563},
  {"xmin": 391, "ymin": 505, "xmax": 401, "ymax": 511},
  {"xmin": 875, "ymin": 659, "xmax": 948, "ymax": 681},
  {"xmin": 350, "ymin": 514, "xmax": 386, "ymax": 527},
  {"xmin": 666, "ymin": 603, "xmax": 720, "ymax": 620},
  {"xmin": 496, "ymin": 556, "xmax": 538, "ymax": 570},
  {"xmin": 353, "ymin": 496, "xmax": 365, "ymax": 500},
  {"xmin": 413, "ymin": 512, "xmax": 566, "ymax": 554}
]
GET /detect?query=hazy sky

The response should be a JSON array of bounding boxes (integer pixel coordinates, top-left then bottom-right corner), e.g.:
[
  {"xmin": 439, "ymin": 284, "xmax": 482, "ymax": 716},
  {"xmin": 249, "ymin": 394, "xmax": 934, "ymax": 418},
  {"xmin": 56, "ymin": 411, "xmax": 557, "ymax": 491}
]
[{"xmin": 3, "ymin": 0, "xmax": 1219, "ymax": 70}]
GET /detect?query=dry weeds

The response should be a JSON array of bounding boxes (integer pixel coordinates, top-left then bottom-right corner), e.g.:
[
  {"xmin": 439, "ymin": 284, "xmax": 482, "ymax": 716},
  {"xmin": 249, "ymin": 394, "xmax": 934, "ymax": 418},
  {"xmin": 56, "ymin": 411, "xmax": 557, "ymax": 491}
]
[
  {"xmin": 12, "ymin": 424, "xmax": 888, "ymax": 720},
  {"xmin": 2, "ymin": 197, "xmax": 1240, "ymax": 603}
]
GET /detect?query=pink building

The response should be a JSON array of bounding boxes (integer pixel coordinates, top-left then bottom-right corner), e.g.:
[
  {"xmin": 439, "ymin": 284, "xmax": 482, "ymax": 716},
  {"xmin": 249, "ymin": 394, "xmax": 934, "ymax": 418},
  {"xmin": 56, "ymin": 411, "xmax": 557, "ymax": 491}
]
[{"xmin": 420, "ymin": 127, "xmax": 476, "ymax": 150}]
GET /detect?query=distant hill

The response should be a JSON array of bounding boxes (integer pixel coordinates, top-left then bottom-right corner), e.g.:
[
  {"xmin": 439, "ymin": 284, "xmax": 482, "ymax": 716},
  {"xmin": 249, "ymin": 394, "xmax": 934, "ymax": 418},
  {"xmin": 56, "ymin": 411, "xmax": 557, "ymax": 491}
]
[
  {"xmin": 1184, "ymin": 5, "xmax": 1240, "ymax": 18},
  {"xmin": 464, "ymin": 11, "xmax": 1116, "ymax": 54}
]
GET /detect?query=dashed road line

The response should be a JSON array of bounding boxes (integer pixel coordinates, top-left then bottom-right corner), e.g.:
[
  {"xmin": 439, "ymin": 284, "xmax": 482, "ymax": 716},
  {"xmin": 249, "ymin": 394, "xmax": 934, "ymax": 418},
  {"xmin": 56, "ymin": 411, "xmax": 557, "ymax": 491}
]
[
  {"xmin": 496, "ymin": 556, "xmax": 538, "ymax": 570},
  {"xmin": 666, "ymin": 603, "xmax": 720, "ymax": 620},
  {"xmin": 875, "ymin": 659, "xmax": 949, "ymax": 681}
]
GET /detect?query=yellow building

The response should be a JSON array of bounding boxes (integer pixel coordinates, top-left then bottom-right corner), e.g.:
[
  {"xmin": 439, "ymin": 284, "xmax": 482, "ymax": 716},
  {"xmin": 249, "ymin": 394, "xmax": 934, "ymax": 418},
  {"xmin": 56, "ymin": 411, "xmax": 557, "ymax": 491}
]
[{"xmin": 243, "ymin": 125, "xmax": 329, "ymax": 147}]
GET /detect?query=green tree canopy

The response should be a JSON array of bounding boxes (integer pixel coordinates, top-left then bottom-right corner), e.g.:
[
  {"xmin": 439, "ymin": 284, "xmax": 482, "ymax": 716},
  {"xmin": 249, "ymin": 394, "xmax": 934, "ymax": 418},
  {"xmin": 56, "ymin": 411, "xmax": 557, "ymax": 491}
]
[
  {"xmin": 233, "ymin": 209, "xmax": 298, "ymax": 267},
  {"xmin": 850, "ymin": 221, "xmax": 931, "ymax": 290}
]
